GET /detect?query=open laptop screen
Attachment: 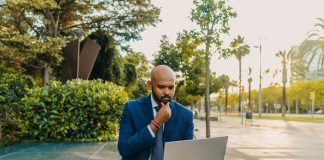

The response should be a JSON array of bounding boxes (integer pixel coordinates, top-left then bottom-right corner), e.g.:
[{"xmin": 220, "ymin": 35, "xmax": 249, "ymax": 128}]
[{"xmin": 164, "ymin": 136, "xmax": 228, "ymax": 160}]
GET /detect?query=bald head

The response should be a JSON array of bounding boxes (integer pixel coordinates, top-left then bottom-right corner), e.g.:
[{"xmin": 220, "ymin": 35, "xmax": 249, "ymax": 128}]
[
  {"xmin": 148, "ymin": 65, "xmax": 176, "ymax": 104},
  {"xmin": 151, "ymin": 65, "xmax": 176, "ymax": 82}
]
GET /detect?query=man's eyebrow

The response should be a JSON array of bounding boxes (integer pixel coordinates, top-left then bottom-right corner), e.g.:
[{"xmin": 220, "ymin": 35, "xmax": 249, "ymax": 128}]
[{"xmin": 157, "ymin": 84, "xmax": 174, "ymax": 87}]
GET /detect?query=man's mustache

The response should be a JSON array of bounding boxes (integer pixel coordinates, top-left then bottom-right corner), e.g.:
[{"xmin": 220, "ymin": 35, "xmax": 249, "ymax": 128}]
[{"xmin": 161, "ymin": 95, "xmax": 171, "ymax": 100}]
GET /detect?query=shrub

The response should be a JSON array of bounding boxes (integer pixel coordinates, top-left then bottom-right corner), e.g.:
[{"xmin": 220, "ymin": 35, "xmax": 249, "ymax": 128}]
[
  {"xmin": 0, "ymin": 73, "xmax": 32, "ymax": 146},
  {"xmin": 20, "ymin": 79, "xmax": 128, "ymax": 141}
]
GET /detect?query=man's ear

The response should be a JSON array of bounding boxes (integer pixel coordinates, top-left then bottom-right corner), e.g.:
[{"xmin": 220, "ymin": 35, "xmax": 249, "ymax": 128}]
[{"xmin": 147, "ymin": 80, "xmax": 152, "ymax": 90}]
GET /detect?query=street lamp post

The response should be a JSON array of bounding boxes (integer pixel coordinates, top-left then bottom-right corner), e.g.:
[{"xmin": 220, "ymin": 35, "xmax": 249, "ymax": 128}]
[{"xmin": 254, "ymin": 37, "xmax": 262, "ymax": 118}]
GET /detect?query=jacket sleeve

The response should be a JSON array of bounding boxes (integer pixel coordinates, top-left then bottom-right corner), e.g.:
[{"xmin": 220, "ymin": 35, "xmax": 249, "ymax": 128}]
[
  {"xmin": 118, "ymin": 102, "xmax": 156, "ymax": 158},
  {"xmin": 183, "ymin": 110, "xmax": 194, "ymax": 140}
]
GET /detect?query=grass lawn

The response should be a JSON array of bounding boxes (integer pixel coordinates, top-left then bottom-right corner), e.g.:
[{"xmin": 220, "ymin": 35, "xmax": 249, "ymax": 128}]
[{"xmin": 210, "ymin": 113, "xmax": 324, "ymax": 123}]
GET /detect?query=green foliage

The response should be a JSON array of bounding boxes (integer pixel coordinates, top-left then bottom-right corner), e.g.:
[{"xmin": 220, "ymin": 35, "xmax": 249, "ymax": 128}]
[
  {"xmin": 126, "ymin": 79, "xmax": 150, "ymax": 99},
  {"xmin": 0, "ymin": 29, "xmax": 66, "ymax": 72},
  {"xmin": 175, "ymin": 84, "xmax": 201, "ymax": 107},
  {"xmin": 154, "ymin": 35, "xmax": 181, "ymax": 72},
  {"xmin": 124, "ymin": 63, "xmax": 137, "ymax": 85},
  {"xmin": 124, "ymin": 52, "xmax": 150, "ymax": 80},
  {"xmin": 0, "ymin": 0, "xmax": 160, "ymax": 40},
  {"xmin": 20, "ymin": 79, "xmax": 128, "ymax": 141},
  {"xmin": 230, "ymin": 35, "xmax": 250, "ymax": 61},
  {"xmin": 0, "ymin": 72, "xmax": 32, "ymax": 146},
  {"xmin": 290, "ymin": 80, "xmax": 324, "ymax": 112},
  {"xmin": 225, "ymin": 80, "xmax": 324, "ymax": 113},
  {"xmin": 191, "ymin": 0, "xmax": 237, "ymax": 58},
  {"xmin": 154, "ymin": 33, "xmax": 205, "ymax": 101},
  {"xmin": 0, "ymin": 0, "xmax": 160, "ymax": 82},
  {"xmin": 124, "ymin": 52, "xmax": 150, "ymax": 99},
  {"xmin": 88, "ymin": 30, "xmax": 127, "ymax": 86},
  {"xmin": 0, "ymin": 73, "xmax": 32, "ymax": 119}
]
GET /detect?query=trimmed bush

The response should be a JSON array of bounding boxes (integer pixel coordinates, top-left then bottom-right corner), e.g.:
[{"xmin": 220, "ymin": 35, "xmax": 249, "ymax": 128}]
[
  {"xmin": 0, "ymin": 73, "xmax": 32, "ymax": 118},
  {"xmin": 0, "ymin": 73, "xmax": 32, "ymax": 146},
  {"xmin": 21, "ymin": 79, "xmax": 128, "ymax": 141}
]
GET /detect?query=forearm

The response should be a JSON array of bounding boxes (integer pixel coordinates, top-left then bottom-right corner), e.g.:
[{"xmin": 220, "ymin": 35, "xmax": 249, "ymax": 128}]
[{"xmin": 118, "ymin": 126, "xmax": 155, "ymax": 158}]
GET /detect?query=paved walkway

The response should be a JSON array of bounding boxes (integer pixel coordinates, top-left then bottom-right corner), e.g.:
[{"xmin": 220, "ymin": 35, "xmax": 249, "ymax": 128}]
[
  {"xmin": 1, "ymin": 117, "xmax": 324, "ymax": 159},
  {"xmin": 0, "ymin": 142, "xmax": 119, "ymax": 160},
  {"xmin": 195, "ymin": 117, "xmax": 324, "ymax": 160}
]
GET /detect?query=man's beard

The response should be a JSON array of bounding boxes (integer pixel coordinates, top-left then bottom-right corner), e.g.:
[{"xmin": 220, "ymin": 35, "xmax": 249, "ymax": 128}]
[{"xmin": 152, "ymin": 87, "xmax": 172, "ymax": 105}]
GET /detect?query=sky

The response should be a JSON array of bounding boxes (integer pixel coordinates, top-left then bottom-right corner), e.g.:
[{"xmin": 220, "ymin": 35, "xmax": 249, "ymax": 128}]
[{"xmin": 129, "ymin": 0, "xmax": 324, "ymax": 90}]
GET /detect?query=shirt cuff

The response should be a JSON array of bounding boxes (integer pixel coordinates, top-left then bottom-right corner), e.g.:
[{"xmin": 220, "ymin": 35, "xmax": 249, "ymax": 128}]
[{"xmin": 147, "ymin": 125, "xmax": 155, "ymax": 138}]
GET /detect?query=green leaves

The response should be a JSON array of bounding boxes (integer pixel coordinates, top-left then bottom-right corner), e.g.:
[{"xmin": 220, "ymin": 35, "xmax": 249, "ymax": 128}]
[{"xmin": 20, "ymin": 79, "xmax": 128, "ymax": 141}]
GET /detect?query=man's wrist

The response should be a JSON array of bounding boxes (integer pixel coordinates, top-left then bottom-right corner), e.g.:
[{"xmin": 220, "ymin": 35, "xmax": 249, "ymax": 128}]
[
  {"xmin": 151, "ymin": 120, "xmax": 161, "ymax": 129},
  {"xmin": 153, "ymin": 118, "xmax": 163, "ymax": 126},
  {"xmin": 149, "ymin": 122, "xmax": 159, "ymax": 133}
]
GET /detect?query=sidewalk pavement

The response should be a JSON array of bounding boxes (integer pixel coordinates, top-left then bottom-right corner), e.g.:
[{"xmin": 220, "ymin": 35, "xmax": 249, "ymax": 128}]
[
  {"xmin": 2, "ymin": 117, "xmax": 324, "ymax": 160},
  {"xmin": 195, "ymin": 117, "xmax": 324, "ymax": 160}
]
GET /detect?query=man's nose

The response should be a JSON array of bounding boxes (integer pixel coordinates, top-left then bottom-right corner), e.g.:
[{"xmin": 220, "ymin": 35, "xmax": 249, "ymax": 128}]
[{"xmin": 163, "ymin": 88, "xmax": 171, "ymax": 95}]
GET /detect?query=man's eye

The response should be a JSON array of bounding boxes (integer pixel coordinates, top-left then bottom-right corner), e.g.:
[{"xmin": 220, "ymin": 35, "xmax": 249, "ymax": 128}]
[{"xmin": 168, "ymin": 86, "xmax": 174, "ymax": 90}]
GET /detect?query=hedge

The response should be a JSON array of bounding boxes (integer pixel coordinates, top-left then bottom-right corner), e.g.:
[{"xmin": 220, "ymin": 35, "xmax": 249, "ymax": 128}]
[
  {"xmin": 0, "ymin": 73, "xmax": 32, "ymax": 146},
  {"xmin": 20, "ymin": 79, "xmax": 128, "ymax": 141}
]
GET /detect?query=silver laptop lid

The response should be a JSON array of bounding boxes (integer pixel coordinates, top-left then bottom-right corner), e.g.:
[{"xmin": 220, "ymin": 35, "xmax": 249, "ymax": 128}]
[{"xmin": 164, "ymin": 136, "xmax": 228, "ymax": 160}]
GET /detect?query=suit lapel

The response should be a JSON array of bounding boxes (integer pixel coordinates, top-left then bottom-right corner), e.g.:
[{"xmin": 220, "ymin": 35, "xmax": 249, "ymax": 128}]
[
  {"xmin": 142, "ymin": 95, "xmax": 154, "ymax": 124},
  {"xmin": 164, "ymin": 101, "xmax": 177, "ymax": 137}
]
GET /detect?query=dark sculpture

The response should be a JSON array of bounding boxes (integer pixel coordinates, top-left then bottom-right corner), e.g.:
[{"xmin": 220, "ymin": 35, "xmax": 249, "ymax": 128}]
[{"xmin": 61, "ymin": 38, "xmax": 101, "ymax": 82}]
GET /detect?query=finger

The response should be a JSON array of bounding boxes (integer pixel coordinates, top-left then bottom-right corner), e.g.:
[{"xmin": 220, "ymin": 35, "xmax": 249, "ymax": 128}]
[
  {"xmin": 160, "ymin": 102, "xmax": 165, "ymax": 107},
  {"xmin": 160, "ymin": 102, "xmax": 170, "ymax": 108}
]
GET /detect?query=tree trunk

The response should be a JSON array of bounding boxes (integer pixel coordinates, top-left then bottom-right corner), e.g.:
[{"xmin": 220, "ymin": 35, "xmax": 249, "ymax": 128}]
[
  {"xmin": 282, "ymin": 83, "xmax": 286, "ymax": 117},
  {"xmin": 204, "ymin": 37, "xmax": 211, "ymax": 138},
  {"xmin": 282, "ymin": 59, "xmax": 287, "ymax": 117},
  {"xmin": 248, "ymin": 81, "xmax": 251, "ymax": 112},
  {"xmin": 225, "ymin": 87, "xmax": 228, "ymax": 114},
  {"xmin": 42, "ymin": 10, "xmax": 59, "ymax": 85},
  {"xmin": 296, "ymin": 96, "xmax": 299, "ymax": 114},
  {"xmin": 43, "ymin": 62, "xmax": 50, "ymax": 85},
  {"xmin": 238, "ymin": 59, "xmax": 241, "ymax": 114}
]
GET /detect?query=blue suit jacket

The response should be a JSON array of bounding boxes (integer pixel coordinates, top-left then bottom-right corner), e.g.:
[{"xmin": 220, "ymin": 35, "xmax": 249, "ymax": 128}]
[{"xmin": 118, "ymin": 95, "xmax": 194, "ymax": 160}]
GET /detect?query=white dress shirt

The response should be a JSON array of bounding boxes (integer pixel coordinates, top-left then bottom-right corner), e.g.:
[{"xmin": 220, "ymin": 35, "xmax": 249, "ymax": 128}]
[{"xmin": 147, "ymin": 94, "xmax": 160, "ymax": 137}]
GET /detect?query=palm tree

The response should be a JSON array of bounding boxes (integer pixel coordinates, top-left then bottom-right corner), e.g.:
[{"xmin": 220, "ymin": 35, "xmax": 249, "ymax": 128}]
[
  {"xmin": 230, "ymin": 35, "xmax": 250, "ymax": 113},
  {"xmin": 306, "ymin": 18, "xmax": 324, "ymax": 69},
  {"xmin": 276, "ymin": 50, "xmax": 291, "ymax": 117},
  {"xmin": 247, "ymin": 67, "xmax": 252, "ymax": 112},
  {"xmin": 218, "ymin": 75, "xmax": 230, "ymax": 114}
]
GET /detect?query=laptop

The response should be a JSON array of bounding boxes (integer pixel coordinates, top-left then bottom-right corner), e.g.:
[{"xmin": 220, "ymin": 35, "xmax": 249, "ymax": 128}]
[{"xmin": 164, "ymin": 136, "xmax": 228, "ymax": 160}]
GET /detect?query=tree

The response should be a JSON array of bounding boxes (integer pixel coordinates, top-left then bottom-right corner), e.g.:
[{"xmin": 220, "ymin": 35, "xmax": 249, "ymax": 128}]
[
  {"xmin": 247, "ymin": 67, "xmax": 253, "ymax": 112},
  {"xmin": 124, "ymin": 52, "xmax": 151, "ymax": 99},
  {"xmin": 308, "ymin": 18, "xmax": 324, "ymax": 49},
  {"xmin": 154, "ymin": 35, "xmax": 181, "ymax": 72},
  {"xmin": 217, "ymin": 74, "xmax": 230, "ymax": 113},
  {"xmin": 230, "ymin": 35, "xmax": 250, "ymax": 113},
  {"xmin": 305, "ymin": 18, "xmax": 324, "ymax": 70},
  {"xmin": 0, "ymin": 0, "xmax": 160, "ymax": 84},
  {"xmin": 88, "ymin": 30, "xmax": 152, "ymax": 99},
  {"xmin": 289, "ymin": 45, "xmax": 309, "ymax": 81},
  {"xmin": 276, "ymin": 50, "xmax": 291, "ymax": 117},
  {"xmin": 290, "ymin": 80, "xmax": 324, "ymax": 113},
  {"xmin": 191, "ymin": 0, "xmax": 237, "ymax": 138},
  {"xmin": 88, "ymin": 30, "xmax": 127, "ymax": 86},
  {"xmin": 154, "ymin": 32, "xmax": 205, "ymax": 100},
  {"xmin": 124, "ymin": 52, "xmax": 151, "ymax": 80}
]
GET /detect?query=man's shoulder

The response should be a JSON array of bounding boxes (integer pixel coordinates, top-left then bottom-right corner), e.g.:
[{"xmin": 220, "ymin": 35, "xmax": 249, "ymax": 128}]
[
  {"xmin": 172, "ymin": 101, "xmax": 192, "ymax": 114},
  {"xmin": 126, "ymin": 96, "xmax": 150, "ymax": 107}
]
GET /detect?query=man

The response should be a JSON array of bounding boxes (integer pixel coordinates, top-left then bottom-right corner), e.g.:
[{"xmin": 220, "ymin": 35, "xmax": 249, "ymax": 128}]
[{"xmin": 118, "ymin": 65, "xmax": 194, "ymax": 160}]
